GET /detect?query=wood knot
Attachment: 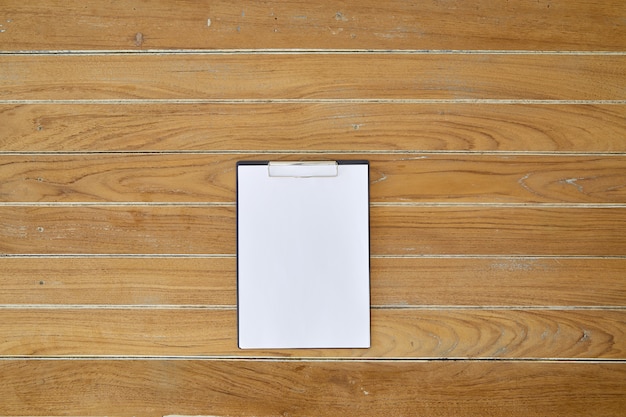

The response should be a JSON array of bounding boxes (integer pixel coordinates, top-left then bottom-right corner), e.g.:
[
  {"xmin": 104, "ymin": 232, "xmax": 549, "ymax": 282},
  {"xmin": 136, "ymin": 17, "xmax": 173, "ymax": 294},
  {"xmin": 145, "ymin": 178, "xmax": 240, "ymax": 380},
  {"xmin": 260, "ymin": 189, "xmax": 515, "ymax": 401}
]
[{"xmin": 134, "ymin": 32, "xmax": 144, "ymax": 47}]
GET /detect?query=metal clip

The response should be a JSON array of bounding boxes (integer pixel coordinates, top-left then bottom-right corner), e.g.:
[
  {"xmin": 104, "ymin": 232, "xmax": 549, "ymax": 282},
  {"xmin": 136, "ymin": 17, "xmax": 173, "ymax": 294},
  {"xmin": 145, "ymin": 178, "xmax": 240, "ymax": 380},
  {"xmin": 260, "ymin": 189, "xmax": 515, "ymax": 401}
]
[{"xmin": 268, "ymin": 161, "xmax": 338, "ymax": 177}]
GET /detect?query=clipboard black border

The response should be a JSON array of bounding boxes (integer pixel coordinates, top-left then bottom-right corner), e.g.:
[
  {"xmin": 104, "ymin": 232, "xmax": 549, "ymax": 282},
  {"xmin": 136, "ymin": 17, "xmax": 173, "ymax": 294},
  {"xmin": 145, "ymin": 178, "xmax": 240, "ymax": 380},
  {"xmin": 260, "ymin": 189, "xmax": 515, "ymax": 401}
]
[{"xmin": 236, "ymin": 160, "xmax": 371, "ymax": 349}]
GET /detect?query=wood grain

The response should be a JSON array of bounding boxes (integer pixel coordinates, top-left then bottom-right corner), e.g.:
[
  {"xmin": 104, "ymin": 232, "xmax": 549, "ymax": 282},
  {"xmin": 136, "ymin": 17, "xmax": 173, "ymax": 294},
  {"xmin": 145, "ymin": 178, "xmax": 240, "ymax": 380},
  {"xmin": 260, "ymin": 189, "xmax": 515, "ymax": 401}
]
[
  {"xmin": 0, "ymin": 206, "xmax": 234, "ymax": 255},
  {"xmin": 2, "ymin": 54, "xmax": 624, "ymax": 100},
  {"xmin": 371, "ymin": 206, "xmax": 626, "ymax": 256},
  {"xmin": 2, "ymin": 0, "xmax": 625, "ymax": 415},
  {"xmin": 2, "ymin": 153, "xmax": 626, "ymax": 203},
  {"xmin": 0, "ymin": 257, "xmax": 236, "ymax": 306},
  {"xmin": 1, "ymin": 360, "xmax": 624, "ymax": 416},
  {"xmin": 2, "ymin": 257, "xmax": 625, "ymax": 307},
  {"xmin": 2, "ymin": 103, "xmax": 626, "ymax": 152},
  {"xmin": 1, "ymin": 0, "xmax": 625, "ymax": 51},
  {"xmin": 0, "ymin": 309, "xmax": 624, "ymax": 358},
  {"xmin": 371, "ymin": 257, "xmax": 626, "ymax": 307},
  {"xmin": 2, "ymin": 206, "xmax": 625, "ymax": 255}
]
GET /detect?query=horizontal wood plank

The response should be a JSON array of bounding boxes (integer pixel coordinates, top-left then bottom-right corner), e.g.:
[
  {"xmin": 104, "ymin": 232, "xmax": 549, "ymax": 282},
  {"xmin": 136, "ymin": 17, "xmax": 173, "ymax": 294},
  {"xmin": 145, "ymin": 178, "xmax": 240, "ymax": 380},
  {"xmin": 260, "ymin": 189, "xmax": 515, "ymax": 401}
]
[
  {"xmin": 0, "ymin": 309, "xmax": 624, "ymax": 358},
  {"xmin": 2, "ymin": 103, "xmax": 626, "ymax": 152},
  {"xmin": 1, "ymin": 54, "xmax": 624, "ymax": 100},
  {"xmin": 372, "ymin": 257, "xmax": 626, "ymax": 307},
  {"xmin": 2, "ymin": 257, "xmax": 625, "ymax": 307},
  {"xmin": 0, "ymin": 257, "xmax": 236, "ymax": 306},
  {"xmin": 1, "ymin": 206, "xmax": 625, "ymax": 255},
  {"xmin": 2, "ymin": 153, "xmax": 626, "ymax": 203},
  {"xmin": 372, "ymin": 206, "xmax": 626, "ymax": 256},
  {"xmin": 1, "ymin": 0, "xmax": 625, "ymax": 51},
  {"xmin": 0, "ymin": 206, "xmax": 235, "ymax": 255},
  {"xmin": 1, "ymin": 360, "xmax": 624, "ymax": 416}
]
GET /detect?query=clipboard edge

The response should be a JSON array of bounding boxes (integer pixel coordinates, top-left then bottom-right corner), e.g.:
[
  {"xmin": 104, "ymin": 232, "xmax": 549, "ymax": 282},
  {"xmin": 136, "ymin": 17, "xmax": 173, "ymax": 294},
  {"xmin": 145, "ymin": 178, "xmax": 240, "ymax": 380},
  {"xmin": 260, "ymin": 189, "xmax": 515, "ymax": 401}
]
[
  {"xmin": 236, "ymin": 160, "xmax": 369, "ymax": 166},
  {"xmin": 236, "ymin": 159, "xmax": 370, "ymax": 350}
]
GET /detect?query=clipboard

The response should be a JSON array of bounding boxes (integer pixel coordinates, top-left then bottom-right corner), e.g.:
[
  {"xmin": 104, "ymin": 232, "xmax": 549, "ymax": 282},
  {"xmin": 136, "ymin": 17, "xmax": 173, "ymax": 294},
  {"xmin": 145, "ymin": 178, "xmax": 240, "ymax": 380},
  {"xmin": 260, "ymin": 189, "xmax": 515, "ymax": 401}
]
[{"xmin": 237, "ymin": 160, "xmax": 370, "ymax": 349}]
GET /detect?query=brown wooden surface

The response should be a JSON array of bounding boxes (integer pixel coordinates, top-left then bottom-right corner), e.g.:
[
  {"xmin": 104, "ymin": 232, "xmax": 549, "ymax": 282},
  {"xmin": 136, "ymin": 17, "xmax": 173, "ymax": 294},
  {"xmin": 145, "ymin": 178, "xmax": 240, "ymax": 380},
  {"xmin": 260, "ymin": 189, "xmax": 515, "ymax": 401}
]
[
  {"xmin": 2, "ymin": 54, "xmax": 625, "ymax": 100},
  {"xmin": 2, "ymin": 104, "xmax": 626, "ymax": 153},
  {"xmin": 1, "ymin": 0, "xmax": 625, "ymax": 51},
  {"xmin": 1, "ymin": 0, "xmax": 624, "ymax": 415},
  {"xmin": 2, "ymin": 154, "xmax": 626, "ymax": 203},
  {"xmin": 1, "ymin": 309, "xmax": 624, "ymax": 358},
  {"xmin": 1, "ymin": 361, "xmax": 625, "ymax": 417},
  {"xmin": 1, "ymin": 257, "xmax": 625, "ymax": 307}
]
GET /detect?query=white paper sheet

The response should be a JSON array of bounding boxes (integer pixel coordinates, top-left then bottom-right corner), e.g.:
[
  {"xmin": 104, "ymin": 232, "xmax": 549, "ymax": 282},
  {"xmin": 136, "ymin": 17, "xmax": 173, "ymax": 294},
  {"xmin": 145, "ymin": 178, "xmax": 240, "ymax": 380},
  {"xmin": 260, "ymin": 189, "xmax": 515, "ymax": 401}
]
[{"xmin": 237, "ymin": 161, "xmax": 370, "ymax": 349}]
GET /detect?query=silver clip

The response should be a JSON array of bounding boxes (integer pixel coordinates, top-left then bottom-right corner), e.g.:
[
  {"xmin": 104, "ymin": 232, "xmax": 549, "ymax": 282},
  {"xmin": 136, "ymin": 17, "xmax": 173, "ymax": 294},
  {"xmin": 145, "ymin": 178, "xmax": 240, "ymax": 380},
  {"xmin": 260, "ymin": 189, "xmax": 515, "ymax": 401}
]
[{"xmin": 268, "ymin": 161, "xmax": 338, "ymax": 178}]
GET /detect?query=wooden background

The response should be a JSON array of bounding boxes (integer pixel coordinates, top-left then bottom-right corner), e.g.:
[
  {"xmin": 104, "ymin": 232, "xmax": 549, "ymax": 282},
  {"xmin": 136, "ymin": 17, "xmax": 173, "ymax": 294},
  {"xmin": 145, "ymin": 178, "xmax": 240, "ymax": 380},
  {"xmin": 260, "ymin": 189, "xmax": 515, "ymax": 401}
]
[{"xmin": 1, "ymin": 1, "xmax": 625, "ymax": 415}]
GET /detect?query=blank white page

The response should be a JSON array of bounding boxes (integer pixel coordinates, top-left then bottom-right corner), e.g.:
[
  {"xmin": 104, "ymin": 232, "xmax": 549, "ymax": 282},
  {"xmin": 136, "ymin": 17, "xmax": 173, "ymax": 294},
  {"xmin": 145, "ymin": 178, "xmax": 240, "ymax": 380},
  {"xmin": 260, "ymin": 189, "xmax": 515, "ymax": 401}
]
[{"xmin": 237, "ymin": 161, "xmax": 370, "ymax": 349}]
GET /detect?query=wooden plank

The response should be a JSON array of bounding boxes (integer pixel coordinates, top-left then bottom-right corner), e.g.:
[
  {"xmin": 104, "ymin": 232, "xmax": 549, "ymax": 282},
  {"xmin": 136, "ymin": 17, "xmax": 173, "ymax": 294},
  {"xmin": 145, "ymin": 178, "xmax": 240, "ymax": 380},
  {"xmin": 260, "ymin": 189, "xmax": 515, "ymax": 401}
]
[
  {"xmin": 1, "ymin": 206, "xmax": 626, "ymax": 255},
  {"xmin": 2, "ymin": 103, "xmax": 626, "ymax": 152},
  {"xmin": 1, "ymin": 54, "xmax": 624, "ymax": 100},
  {"xmin": 2, "ymin": 257, "xmax": 625, "ymax": 307},
  {"xmin": 0, "ymin": 206, "xmax": 235, "ymax": 255},
  {"xmin": 371, "ymin": 257, "xmax": 626, "ymax": 307},
  {"xmin": 0, "ymin": 257, "xmax": 236, "ymax": 306},
  {"xmin": 0, "ymin": 309, "xmax": 624, "ymax": 358},
  {"xmin": 371, "ymin": 206, "xmax": 626, "ymax": 256},
  {"xmin": 1, "ymin": 360, "xmax": 624, "ymax": 416},
  {"xmin": 1, "ymin": 0, "xmax": 625, "ymax": 51},
  {"xmin": 2, "ymin": 153, "xmax": 626, "ymax": 204}
]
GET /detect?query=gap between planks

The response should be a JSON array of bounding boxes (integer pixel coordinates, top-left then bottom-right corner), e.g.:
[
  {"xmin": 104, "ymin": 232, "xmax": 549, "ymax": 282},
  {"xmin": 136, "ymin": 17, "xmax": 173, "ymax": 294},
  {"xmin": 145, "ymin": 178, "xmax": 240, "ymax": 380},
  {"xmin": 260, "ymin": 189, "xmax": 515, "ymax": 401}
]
[
  {"xmin": 3, "ymin": 150, "xmax": 626, "ymax": 157},
  {"xmin": 2, "ymin": 99, "xmax": 625, "ymax": 105},
  {"xmin": 3, "ymin": 150, "xmax": 626, "ymax": 156},
  {"xmin": 0, "ymin": 356, "xmax": 624, "ymax": 363},
  {"xmin": 2, "ymin": 49, "xmax": 626, "ymax": 56},
  {"xmin": 2, "ymin": 254, "xmax": 625, "ymax": 259},
  {"xmin": 1, "ymin": 202, "xmax": 626, "ymax": 208},
  {"xmin": 0, "ymin": 305, "xmax": 624, "ymax": 310}
]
